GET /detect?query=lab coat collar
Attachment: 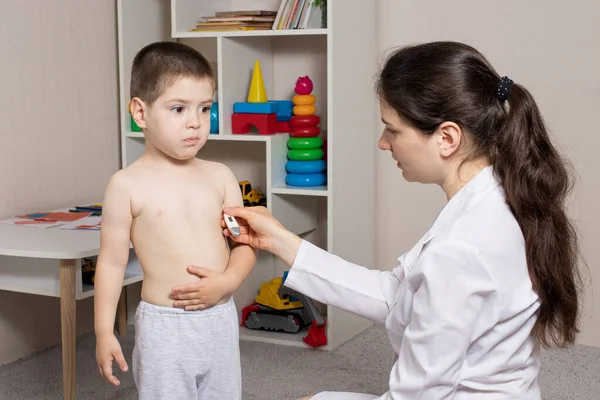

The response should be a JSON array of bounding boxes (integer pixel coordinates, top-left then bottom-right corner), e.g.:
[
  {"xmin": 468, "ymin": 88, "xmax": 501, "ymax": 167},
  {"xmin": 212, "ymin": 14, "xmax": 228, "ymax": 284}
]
[{"xmin": 424, "ymin": 165, "xmax": 500, "ymax": 243}]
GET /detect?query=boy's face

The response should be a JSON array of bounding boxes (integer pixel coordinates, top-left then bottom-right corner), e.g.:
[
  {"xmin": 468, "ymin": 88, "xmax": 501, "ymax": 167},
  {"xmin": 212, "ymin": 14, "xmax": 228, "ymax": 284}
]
[{"xmin": 132, "ymin": 76, "xmax": 214, "ymax": 161}]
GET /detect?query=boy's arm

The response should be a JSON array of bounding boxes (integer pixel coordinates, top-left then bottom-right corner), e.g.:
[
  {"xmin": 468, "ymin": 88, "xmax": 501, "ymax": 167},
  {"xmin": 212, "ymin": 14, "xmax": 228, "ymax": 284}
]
[
  {"xmin": 94, "ymin": 173, "xmax": 133, "ymax": 337},
  {"xmin": 221, "ymin": 166, "xmax": 257, "ymax": 290}
]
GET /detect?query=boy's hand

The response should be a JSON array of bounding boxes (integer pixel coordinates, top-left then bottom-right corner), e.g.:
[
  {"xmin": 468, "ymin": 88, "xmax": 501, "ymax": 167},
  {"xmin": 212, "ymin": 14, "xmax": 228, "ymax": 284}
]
[
  {"xmin": 96, "ymin": 333, "xmax": 128, "ymax": 386},
  {"xmin": 170, "ymin": 266, "xmax": 235, "ymax": 311}
]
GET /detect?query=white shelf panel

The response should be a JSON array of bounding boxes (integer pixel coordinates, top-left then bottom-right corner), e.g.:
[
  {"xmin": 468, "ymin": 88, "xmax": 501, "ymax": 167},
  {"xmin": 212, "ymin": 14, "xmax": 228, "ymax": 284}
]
[
  {"xmin": 207, "ymin": 134, "xmax": 274, "ymax": 142},
  {"xmin": 239, "ymin": 326, "xmax": 316, "ymax": 348},
  {"xmin": 0, "ymin": 255, "xmax": 61, "ymax": 297},
  {"xmin": 173, "ymin": 29, "xmax": 328, "ymax": 39},
  {"xmin": 125, "ymin": 131, "xmax": 143, "ymax": 138},
  {"xmin": 271, "ymin": 185, "xmax": 328, "ymax": 196},
  {"xmin": 124, "ymin": 131, "xmax": 288, "ymax": 143}
]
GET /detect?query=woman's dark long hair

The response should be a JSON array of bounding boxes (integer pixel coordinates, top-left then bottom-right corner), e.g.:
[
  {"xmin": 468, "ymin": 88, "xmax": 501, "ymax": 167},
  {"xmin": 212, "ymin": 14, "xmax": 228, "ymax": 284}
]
[{"xmin": 376, "ymin": 41, "xmax": 581, "ymax": 348}]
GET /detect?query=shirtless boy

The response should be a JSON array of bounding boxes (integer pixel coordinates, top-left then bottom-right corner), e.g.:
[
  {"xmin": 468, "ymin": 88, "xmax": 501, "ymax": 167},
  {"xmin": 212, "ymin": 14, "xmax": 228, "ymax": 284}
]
[{"xmin": 94, "ymin": 42, "xmax": 256, "ymax": 399}]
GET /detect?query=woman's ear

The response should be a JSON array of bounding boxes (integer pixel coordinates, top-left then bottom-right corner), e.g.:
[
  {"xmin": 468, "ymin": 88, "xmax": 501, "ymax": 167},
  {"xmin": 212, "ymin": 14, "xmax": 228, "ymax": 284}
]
[
  {"xmin": 130, "ymin": 97, "xmax": 147, "ymax": 129},
  {"xmin": 436, "ymin": 121, "xmax": 462, "ymax": 158}
]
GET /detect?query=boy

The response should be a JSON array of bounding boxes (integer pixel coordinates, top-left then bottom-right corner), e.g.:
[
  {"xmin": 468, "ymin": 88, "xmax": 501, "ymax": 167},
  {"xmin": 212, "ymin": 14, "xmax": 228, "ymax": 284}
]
[{"xmin": 94, "ymin": 42, "xmax": 256, "ymax": 399}]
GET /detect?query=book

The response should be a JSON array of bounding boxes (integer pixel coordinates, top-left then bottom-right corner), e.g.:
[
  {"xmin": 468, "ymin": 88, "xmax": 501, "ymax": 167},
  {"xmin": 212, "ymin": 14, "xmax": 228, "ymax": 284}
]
[
  {"xmin": 199, "ymin": 16, "xmax": 276, "ymax": 23},
  {"xmin": 214, "ymin": 10, "xmax": 277, "ymax": 17}
]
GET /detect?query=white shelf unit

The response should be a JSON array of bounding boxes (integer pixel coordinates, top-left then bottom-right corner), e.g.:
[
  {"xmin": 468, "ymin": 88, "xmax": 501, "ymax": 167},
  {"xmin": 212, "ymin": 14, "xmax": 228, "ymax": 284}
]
[{"xmin": 117, "ymin": 0, "xmax": 376, "ymax": 350}]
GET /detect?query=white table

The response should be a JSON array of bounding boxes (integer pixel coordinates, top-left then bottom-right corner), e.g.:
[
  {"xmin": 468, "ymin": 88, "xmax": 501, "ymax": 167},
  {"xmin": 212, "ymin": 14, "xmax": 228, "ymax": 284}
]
[{"xmin": 0, "ymin": 222, "xmax": 143, "ymax": 400}]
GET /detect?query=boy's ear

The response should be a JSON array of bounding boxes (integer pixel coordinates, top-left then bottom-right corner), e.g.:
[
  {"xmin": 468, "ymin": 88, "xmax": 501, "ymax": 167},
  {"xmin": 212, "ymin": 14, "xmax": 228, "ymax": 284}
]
[
  {"xmin": 436, "ymin": 121, "xmax": 462, "ymax": 159},
  {"xmin": 130, "ymin": 97, "xmax": 147, "ymax": 129}
]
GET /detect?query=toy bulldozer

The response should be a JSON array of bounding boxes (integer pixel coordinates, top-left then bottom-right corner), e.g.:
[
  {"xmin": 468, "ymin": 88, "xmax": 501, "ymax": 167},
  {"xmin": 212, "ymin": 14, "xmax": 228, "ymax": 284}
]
[
  {"xmin": 238, "ymin": 180, "xmax": 267, "ymax": 207},
  {"xmin": 241, "ymin": 273, "xmax": 327, "ymax": 348}
]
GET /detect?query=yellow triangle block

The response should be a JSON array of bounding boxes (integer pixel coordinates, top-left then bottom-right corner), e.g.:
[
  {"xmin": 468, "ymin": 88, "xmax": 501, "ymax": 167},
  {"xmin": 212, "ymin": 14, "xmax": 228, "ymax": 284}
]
[{"xmin": 248, "ymin": 60, "xmax": 268, "ymax": 103}]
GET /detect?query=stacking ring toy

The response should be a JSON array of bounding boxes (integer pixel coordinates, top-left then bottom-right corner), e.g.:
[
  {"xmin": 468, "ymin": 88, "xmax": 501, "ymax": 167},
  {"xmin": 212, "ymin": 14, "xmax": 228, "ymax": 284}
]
[
  {"xmin": 286, "ymin": 160, "xmax": 326, "ymax": 174},
  {"xmin": 292, "ymin": 94, "xmax": 316, "ymax": 106},
  {"xmin": 291, "ymin": 115, "xmax": 320, "ymax": 126},
  {"xmin": 288, "ymin": 149, "xmax": 324, "ymax": 161},
  {"xmin": 286, "ymin": 173, "xmax": 327, "ymax": 187},
  {"xmin": 291, "ymin": 126, "xmax": 320, "ymax": 137},
  {"xmin": 288, "ymin": 137, "xmax": 323, "ymax": 149},
  {"xmin": 210, "ymin": 103, "xmax": 219, "ymax": 133},
  {"xmin": 293, "ymin": 105, "xmax": 317, "ymax": 116}
]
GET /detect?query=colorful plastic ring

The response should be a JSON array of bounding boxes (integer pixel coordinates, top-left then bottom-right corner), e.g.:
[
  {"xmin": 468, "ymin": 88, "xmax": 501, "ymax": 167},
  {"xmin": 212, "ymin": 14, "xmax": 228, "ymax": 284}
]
[
  {"xmin": 286, "ymin": 173, "xmax": 327, "ymax": 187},
  {"xmin": 286, "ymin": 160, "xmax": 326, "ymax": 174},
  {"xmin": 293, "ymin": 105, "xmax": 316, "ymax": 116},
  {"xmin": 291, "ymin": 115, "xmax": 320, "ymax": 126},
  {"xmin": 290, "ymin": 126, "xmax": 320, "ymax": 137},
  {"xmin": 292, "ymin": 95, "xmax": 316, "ymax": 106},
  {"xmin": 288, "ymin": 149, "xmax": 324, "ymax": 161},
  {"xmin": 210, "ymin": 103, "xmax": 219, "ymax": 133},
  {"xmin": 288, "ymin": 137, "xmax": 323, "ymax": 149}
]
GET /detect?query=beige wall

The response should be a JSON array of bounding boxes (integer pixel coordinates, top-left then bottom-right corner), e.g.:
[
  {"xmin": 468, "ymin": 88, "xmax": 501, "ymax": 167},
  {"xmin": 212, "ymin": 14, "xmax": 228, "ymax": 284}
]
[
  {"xmin": 374, "ymin": 0, "xmax": 599, "ymax": 346},
  {"xmin": 0, "ymin": 1, "xmax": 120, "ymax": 364}
]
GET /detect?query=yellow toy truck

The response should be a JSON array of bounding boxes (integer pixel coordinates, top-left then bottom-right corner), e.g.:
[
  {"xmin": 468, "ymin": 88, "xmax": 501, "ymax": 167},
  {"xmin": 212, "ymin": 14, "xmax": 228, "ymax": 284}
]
[
  {"xmin": 241, "ymin": 272, "xmax": 327, "ymax": 347},
  {"xmin": 239, "ymin": 180, "xmax": 267, "ymax": 207}
]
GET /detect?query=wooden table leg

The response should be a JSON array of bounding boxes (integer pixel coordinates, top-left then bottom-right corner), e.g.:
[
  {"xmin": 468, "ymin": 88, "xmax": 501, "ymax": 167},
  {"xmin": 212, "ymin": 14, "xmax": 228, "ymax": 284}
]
[
  {"xmin": 116, "ymin": 287, "xmax": 127, "ymax": 336},
  {"xmin": 60, "ymin": 259, "xmax": 76, "ymax": 400}
]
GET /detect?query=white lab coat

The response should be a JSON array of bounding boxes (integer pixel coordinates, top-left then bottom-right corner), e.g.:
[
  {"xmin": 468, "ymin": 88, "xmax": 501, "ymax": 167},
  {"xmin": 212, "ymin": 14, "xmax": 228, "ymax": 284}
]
[{"xmin": 284, "ymin": 166, "xmax": 542, "ymax": 400}]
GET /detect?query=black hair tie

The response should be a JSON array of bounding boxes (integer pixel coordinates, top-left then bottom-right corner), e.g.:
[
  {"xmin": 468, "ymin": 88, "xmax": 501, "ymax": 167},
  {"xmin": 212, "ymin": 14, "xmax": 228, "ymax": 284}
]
[{"xmin": 497, "ymin": 76, "xmax": 513, "ymax": 101}]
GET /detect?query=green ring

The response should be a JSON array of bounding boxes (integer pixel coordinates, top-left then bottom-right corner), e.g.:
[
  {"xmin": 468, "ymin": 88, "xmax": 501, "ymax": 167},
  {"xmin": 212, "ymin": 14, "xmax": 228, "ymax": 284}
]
[
  {"xmin": 288, "ymin": 149, "xmax": 324, "ymax": 161},
  {"xmin": 287, "ymin": 137, "xmax": 323, "ymax": 149}
]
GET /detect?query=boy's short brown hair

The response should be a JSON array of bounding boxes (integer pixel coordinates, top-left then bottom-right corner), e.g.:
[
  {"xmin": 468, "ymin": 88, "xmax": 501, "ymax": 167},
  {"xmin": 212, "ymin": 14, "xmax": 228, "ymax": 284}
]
[{"xmin": 130, "ymin": 41, "xmax": 214, "ymax": 105}]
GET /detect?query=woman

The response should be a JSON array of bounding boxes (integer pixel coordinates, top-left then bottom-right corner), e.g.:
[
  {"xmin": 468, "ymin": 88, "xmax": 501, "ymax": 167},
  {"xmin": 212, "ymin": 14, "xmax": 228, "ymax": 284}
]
[{"xmin": 171, "ymin": 41, "xmax": 582, "ymax": 399}]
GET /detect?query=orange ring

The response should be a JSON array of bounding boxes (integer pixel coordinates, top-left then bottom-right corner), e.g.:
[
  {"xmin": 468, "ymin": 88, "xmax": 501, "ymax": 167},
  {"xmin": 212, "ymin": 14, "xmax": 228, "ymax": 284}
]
[
  {"xmin": 293, "ymin": 105, "xmax": 317, "ymax": 116},
  {"xmin": 292, "ymin": 95, "xmax": 316, "ymax": 106}
]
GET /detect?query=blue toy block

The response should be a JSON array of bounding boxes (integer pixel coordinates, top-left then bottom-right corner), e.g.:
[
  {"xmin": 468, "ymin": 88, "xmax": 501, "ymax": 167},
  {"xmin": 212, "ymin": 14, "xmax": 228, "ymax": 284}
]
[
  {"xmin": 234, "ymin": 102, "xmax": 279, "ymax": 114},
  {"xmin": 269, "ymin": 100, "xmax": 293, "ymax": 121}
]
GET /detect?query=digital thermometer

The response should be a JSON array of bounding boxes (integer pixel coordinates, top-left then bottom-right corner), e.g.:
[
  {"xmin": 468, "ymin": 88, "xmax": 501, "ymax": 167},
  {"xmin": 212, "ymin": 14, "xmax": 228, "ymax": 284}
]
[{"xmin": 223, "ymin": 213, "xmax": 241, "ymax": 237}]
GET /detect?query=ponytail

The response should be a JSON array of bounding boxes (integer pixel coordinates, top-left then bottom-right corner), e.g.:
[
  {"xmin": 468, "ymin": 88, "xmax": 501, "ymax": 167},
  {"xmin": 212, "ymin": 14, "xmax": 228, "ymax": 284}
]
[{"xmin": 494, "ymin": 83, "xmax": 581, "ymax": 348}]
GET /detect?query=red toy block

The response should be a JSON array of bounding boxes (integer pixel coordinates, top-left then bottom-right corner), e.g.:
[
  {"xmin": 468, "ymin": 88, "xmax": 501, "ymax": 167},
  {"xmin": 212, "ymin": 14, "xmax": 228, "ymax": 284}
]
[
  {"xmin": 275, "ymin": 121, "xmax": 290, "ymax": 132},
  {"xmin": 232, "ymin": 112, "xmax": 280, "ymax": 135}
]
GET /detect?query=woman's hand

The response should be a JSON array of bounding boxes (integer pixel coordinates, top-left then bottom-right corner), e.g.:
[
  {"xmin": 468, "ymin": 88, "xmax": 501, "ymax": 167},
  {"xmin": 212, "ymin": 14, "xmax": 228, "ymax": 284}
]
[{"xmin": 221, "ymin": 206, "xmax": 302, "ymax": 265}]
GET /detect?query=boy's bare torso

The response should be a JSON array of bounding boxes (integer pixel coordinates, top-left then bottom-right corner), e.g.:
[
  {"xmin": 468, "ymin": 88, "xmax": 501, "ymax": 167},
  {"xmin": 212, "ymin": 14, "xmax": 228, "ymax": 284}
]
[{"xmin": 124, "ymin": 158, "xmax": 230, "ymax": 307}]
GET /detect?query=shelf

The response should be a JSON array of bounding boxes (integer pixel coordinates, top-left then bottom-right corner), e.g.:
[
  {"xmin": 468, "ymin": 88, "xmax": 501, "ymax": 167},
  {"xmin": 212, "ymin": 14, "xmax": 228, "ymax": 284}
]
[
  {"xmin": 0, "ymin": 255, "xmax": 63, "ymax": 297},
  {"xmin": 208, "ymin": 133, "xmax": 281, "ymax": 142},
  {"xmin": 118, "ymin": 0, "xmax": 377, "ymax": 350},
  {"xmin": 173, "ymin": 28, "xmax": 328, "ymax": 39},
  {"xmin": 170, "ymin": 0, "xmax": 326, "ymax": 39},
  {"xmin": 124, "ymin": 131, "xmax": 288, "ymax": 142},
  {"xmin": 77, "ymin": 251, "xmax": 143, "ymax": 300},
  {"xmin": 271, "ymin": 185, "xmax": 328, "ymax": 196},
  {"xmin": 239, "ymin": 326, "xmax": 315, "ymax": 348}
]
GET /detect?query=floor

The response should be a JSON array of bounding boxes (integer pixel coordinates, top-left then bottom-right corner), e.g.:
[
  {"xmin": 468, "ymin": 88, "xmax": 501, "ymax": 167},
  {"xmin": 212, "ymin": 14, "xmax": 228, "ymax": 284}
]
[{"xmin": 0, "ymin": 325, "xmax": 599, "ymax": 399}]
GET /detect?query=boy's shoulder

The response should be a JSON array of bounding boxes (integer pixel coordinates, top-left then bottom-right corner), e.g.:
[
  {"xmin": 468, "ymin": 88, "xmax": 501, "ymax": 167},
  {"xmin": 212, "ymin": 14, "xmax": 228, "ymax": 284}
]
[
  {"xmin": 104, "ymin": 163, "xmax": 141, "ymax": 193},
  {"xmin": 195, "ymin": 158, "xmax": 235, "ymax": 180}
]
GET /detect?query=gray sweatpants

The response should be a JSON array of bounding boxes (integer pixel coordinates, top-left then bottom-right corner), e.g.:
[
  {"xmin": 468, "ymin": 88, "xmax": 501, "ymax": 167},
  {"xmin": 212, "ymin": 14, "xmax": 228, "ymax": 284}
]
[{"xmin": 132, "ymin": 297, "xmax": 241, "ymax": 400}]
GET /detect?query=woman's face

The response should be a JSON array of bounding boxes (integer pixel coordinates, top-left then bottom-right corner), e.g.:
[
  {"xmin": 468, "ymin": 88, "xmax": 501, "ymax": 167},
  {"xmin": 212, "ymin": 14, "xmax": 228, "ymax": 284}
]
[{"xmin": 378, "ymin": 101, "xmax": 444, "ymax": 184}]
